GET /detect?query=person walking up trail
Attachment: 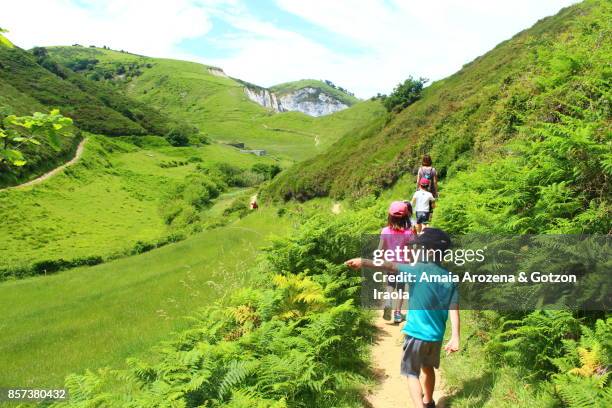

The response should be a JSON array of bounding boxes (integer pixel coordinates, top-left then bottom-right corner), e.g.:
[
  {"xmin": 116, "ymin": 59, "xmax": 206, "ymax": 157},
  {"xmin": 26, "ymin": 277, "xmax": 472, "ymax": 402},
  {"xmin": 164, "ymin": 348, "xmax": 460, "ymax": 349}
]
[
  {"xmin": 416, "ymin": 154, "xmax": 438, "ymax": 199},
  {"xmin": 378, "ymin": 201, "xmax": 416, "ymax": 323},
  {"xmin": 346, "ymin": 228, "xmax": 460, "ymax": 408},
  {"xmin": 412, "ymin": 179, "xmax": 435, "ymax": 234}
]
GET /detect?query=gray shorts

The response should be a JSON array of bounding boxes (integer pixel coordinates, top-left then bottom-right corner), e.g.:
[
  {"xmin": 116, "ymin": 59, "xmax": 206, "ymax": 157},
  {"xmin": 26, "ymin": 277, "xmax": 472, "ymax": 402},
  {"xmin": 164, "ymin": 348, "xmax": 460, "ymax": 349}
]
[{"xmin": 400, "ymin": 335, "xmax": 442, "ymax": 377}]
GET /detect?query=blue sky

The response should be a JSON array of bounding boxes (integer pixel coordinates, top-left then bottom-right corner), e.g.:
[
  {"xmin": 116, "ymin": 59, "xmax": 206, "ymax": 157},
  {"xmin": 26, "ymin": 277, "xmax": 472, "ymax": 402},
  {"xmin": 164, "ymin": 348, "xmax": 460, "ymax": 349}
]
[{"xmin": 4, "ymin": 0, "xmax": 580, "ymax": 97}]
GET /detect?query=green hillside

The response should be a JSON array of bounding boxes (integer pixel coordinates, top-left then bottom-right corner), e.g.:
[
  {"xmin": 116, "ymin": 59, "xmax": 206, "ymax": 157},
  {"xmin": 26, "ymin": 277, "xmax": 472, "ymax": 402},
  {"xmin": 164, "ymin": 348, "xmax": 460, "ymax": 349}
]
[
  {"xmin": 0, "ymin": 44, "xmax": 177, "ymax": 136},
  {"xmin": 266, "ymin": 0, "xmax": 611, "ymax": 225},
  {"xmin": 270, "ymin": 79, "xmax": 359, "ymax": 106},
  {"xmin": 0, "ymin": 32, "xmax": 13, "ymax": 48},
  {"xmin": 0, "ymin": 135, "xmax": 278, "ymax": 279},
  {"xmin": 0, "ymin": 40, "xmax": 185, "ymax": 187},
  {"xmin": 46, "ymin": 46, "xmax": 384, "ymax": 161}
]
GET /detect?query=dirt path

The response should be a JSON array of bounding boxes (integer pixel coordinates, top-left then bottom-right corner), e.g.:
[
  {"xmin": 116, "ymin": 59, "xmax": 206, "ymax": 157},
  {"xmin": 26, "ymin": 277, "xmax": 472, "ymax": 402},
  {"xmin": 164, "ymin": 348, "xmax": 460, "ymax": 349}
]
[
  {"xmin": 5, "ymin": 138, "xmax": 87, "ymax": 190},
  {"xmin": 366, "ymin": 316, "xmax": 446, "ymax": 408}
]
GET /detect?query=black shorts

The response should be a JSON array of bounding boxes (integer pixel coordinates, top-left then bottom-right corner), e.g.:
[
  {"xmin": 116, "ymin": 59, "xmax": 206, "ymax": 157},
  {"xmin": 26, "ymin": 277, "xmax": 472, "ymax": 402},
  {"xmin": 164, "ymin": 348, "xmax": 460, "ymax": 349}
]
[
  {"xmin": 416, "ymin": 211, "xmax": 430, "ymax": 224},
  {"xmin": 400, "ymin": 335, "xmax": 442, "ymax": 377}
]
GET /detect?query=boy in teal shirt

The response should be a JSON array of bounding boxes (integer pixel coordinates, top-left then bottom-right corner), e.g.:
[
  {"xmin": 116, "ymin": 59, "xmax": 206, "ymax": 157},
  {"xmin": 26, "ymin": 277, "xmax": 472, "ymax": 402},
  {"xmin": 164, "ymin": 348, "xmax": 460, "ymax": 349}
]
[{"xmin": 346, "ymin": 228, "xmax": 459, "ymax": 408}]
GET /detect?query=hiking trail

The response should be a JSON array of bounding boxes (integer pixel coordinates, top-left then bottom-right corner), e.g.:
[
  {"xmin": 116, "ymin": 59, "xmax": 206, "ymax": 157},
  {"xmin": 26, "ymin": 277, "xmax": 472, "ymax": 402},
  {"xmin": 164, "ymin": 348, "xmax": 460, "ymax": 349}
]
[
  {"xmin": 4, "ymin": 138, "xmax": 87, "ymax": 190},
  {"xmin": 366, "ymin": 316, "xmax": 446, "ymax": 408}
]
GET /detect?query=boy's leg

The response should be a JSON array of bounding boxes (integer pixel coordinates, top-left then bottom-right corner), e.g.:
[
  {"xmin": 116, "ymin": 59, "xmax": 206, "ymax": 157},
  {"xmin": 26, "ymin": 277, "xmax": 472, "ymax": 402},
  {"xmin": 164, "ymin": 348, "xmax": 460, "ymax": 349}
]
[
  {"xmin": 421, "ymin": 366, "xmax": 435, "ymax": 404},
  {"xmin": 420, "ymin": 341, "xmax": 442, "ymax": 406},
  {"xmin": 407, "ymin": 375, "xmax": 425, "ymax": 408},
  {"xmin": 402, "ymin": 336, "xmax": 424, "ymax": 406}
]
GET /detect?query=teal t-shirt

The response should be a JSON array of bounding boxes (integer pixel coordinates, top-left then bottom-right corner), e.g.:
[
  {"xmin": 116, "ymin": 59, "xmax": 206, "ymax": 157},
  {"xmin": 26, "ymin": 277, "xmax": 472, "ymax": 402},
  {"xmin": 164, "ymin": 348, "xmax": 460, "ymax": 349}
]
[{"xmin": 398, "ymin": 262, "xmax": 458, "ymax": 342}]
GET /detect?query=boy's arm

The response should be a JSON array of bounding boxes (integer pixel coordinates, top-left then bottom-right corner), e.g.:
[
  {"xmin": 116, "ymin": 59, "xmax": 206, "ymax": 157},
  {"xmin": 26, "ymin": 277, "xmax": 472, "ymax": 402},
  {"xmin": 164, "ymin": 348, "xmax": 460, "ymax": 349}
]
[
  {"xmin": 444, "ymin": 306, "xmax": 460, "ymax": 354},
  {"xmin": 345, "ymin": 258, "xmax": 399, "ymax": 273}
]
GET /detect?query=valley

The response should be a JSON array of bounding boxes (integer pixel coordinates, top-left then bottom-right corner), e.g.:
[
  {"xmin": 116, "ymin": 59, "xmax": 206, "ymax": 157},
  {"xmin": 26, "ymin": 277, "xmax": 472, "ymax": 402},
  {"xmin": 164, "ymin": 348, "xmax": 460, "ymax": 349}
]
[
  {"xmin": 0, "ymin": 1, "xmax": 610, "ymax": 407},
  {"xmin": 0, "ymin": 136, "xmax": 277, "ymax": 278},
  {"xmin": 45, "ymin": 46, "xmax": 384, "ymax": 161}
]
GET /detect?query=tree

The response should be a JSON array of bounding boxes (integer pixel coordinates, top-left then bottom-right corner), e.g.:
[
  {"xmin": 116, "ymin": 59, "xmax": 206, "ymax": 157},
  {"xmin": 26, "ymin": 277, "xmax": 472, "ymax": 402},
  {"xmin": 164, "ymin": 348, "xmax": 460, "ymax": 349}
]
[
  {"xmin": 383, "ymin": 76, "xmax": 428, "ymax": 112},
  {"xmin": 251, "ymin": 163, "xmax": 281, "ymax": 180},
  {"xmin": 31, "ymin": 46, "xmax": 48, "ymax": 58},
  {"xmin": 166, "ymin": 127, "xmax": 190, "ymax": 147},
  {"xmin": 0, "ymin": 109, "xmax": 73, "ymax": 167}
]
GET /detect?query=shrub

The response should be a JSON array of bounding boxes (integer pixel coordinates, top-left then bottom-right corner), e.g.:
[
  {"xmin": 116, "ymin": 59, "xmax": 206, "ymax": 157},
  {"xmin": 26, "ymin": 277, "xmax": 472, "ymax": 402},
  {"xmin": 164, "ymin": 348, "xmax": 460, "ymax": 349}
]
[
  {"xmin": 0, "ymin": 255, "xmax": 104, "ymax": 280},
  {"xmin": 382, "ymin": 76, "xmax": 427, "ymax": 112},
  {"xmin": 131, "ymin": 240, "xmax": 156, "ymax": 255},
  {"xmin": 166, "ymin": 127, "xmax": 190, "ymax": 147},
  {"xmin": 223, "ymin": 199, "xmax": 249, "ymax": 218},
  {"xmin": 252, "ymin": 163, "xmax": 282, "ymax": 180},
  {"xmin": 160, "ymin": 199, "xmax": 186, "ymax": 225}
]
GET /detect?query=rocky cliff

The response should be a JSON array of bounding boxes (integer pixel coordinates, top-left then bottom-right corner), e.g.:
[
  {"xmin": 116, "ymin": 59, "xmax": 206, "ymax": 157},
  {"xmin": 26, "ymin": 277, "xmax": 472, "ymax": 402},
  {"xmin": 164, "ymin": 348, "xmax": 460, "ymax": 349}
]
[
  {"xmin": 244, "ymin": 87, "xmax": 283, "ymax": 111},
  {"xmin": 244, "ymin": 83, "xmax": 353, "ymax": 117}
]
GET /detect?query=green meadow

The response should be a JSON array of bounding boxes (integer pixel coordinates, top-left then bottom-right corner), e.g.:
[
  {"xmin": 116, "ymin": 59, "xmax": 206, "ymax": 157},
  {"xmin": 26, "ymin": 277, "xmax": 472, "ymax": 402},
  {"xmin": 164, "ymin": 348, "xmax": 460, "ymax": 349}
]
[
  {"xmin": 0, "ymin": 136, "xmax": 276, "ymax": 274},
  {"xmin": 0, "ymin": 130, "xmax": 295, "ymax": 390},
  {"xmin": 0, "ymin": 206, "xmax": 290, "ymax": 389}
]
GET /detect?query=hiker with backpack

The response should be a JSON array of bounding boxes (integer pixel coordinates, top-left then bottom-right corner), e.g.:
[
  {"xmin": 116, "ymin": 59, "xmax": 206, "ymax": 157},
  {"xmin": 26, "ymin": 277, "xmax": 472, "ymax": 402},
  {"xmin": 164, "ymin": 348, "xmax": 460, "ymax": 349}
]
[
  {"xmin": 378, "ymin": 201, "xmax": 416, "ymax": 323},
  {"xmin": 416, "ymin": 154, "xmax": 438, "ymax": 199}
]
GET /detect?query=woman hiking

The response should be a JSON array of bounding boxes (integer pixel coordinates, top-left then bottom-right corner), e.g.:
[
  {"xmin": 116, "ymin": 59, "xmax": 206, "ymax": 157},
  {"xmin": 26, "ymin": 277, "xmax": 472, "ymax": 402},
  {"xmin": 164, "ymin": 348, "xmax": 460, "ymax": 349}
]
[{"xmin": 416, "ymin": 154, "xmax": 438, "ymax": 199}]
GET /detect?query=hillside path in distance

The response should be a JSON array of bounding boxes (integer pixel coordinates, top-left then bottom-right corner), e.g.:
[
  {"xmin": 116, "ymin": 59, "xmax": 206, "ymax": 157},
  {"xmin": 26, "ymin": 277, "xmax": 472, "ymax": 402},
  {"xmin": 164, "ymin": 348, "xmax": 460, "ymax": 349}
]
[
  {"xmin": 5, "ymin": 137, "xmax": 87, "ymax": 190},
  {"xmin": 365, "ymin": 316, "xmax": 446, "ymax": 408}
]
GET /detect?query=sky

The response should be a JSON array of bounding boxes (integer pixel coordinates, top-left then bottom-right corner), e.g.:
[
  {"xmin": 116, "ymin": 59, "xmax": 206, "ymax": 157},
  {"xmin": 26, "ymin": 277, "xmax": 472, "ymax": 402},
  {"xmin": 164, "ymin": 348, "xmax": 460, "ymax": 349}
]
[{"xmin": 3, "ymin": 0, "xmax": 580, "ymax": 98}]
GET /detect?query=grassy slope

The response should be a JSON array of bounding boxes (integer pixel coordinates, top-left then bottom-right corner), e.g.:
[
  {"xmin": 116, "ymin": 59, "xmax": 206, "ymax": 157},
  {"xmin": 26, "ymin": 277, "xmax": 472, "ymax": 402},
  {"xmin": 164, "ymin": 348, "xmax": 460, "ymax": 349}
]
[
  {"xmin": 270, "ymin": 79, "xmax": 359, "ymax": 106},
  {"xmin": 0, "ymin": 40, "xmax": 81, "ymax": 187},
  {"xmin": 0, "ymin": 137, "xmax": 275, "ymax": 273},
  {"xmin": 262, "ymin": 1, "xmax": 611, "ymax": 404},
  {"xmin": 0, "ymin": 40, "xmax": 183, "ymax": 187},
  {"xmin": 266, "ymin": 0, "xmax": 611, "ymax": 200},
  {"xmin": 0, "ymin": 33, "xmax": 13, "ymax": 48},
  {"xmin": 0, "ymin": 44, "xmax": 151, "ymax": 136},
  {"xmin": 0, "ymin": 207, "xmax": 290, "ymax": 389},
  {"xmin": 47, "ymin": 47, "xmax": 385, "ymax": 161},
  {"xmin": 439, "ymin": 311, "xmax": 560, "ymax": 408}
]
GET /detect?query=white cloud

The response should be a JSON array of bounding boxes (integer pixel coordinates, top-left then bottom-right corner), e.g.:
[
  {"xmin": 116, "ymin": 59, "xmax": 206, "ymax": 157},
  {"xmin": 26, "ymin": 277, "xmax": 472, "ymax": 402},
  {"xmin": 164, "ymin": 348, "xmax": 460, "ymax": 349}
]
[
  {"xmin": 3, "ymin": 0, "xmax": 212, "ymax": 58},
  {"xmin": 2, "ymin": 0, "xmax": 581, "ymax": 98},
  {"xmin": 271, "ymin": 0, "xmax": 582, "ymax": 97}
]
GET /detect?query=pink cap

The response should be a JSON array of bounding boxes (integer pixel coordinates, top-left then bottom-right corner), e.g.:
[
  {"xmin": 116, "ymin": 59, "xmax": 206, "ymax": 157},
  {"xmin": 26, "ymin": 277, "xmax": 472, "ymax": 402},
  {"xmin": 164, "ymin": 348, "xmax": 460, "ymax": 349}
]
[
  {"xmin": 389, "ymin": 201, "xmax": 408, "ymax": 216},
  {"xmin": 419, "ymin": 177, "xmax": 430, "ymax": 186}
]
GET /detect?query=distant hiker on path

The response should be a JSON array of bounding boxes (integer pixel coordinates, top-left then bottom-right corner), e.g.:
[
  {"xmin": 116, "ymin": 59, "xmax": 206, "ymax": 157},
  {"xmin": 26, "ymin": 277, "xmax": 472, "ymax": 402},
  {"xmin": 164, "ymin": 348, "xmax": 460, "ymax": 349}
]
[
  {"xmin": 416, "ymin": 154, "xmax": 438, "ymax": 198},
  {"xmin": 345, "ymin": 228, "xmax": 460, "ymax": 408},
  {"xmin": 412, "ymin": 178, "xmax": 435, "ymax": 234},
  {"xmin": 378, "ymin": 201, "xmax": 416, "ymax": 323}
]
